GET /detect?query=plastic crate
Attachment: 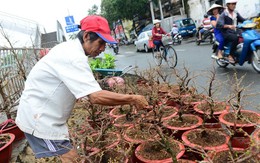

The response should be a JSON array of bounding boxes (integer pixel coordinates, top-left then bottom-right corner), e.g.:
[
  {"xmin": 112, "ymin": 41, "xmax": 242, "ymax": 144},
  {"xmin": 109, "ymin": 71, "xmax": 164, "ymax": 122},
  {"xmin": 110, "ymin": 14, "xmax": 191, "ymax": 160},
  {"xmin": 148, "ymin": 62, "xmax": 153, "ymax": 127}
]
[{"xmin": 94, "ymin": 68, "xmax": 123, "ymax": 77}]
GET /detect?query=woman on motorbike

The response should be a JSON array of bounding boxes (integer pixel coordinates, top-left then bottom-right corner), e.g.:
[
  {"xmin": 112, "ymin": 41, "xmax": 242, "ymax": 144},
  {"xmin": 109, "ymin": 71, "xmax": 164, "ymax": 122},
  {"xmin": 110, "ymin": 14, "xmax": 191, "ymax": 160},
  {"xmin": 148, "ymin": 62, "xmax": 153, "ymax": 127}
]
[
  {"xmin": 217, "ymin": 0, "xmax": 246, "ymax": 64},
  {"xmin": 207, "ymin": 4, "xmax": 224, "ymax": 60},
  {"xmin": 152, "ymin": 19, "xmax": 169, "ymax": 54}
]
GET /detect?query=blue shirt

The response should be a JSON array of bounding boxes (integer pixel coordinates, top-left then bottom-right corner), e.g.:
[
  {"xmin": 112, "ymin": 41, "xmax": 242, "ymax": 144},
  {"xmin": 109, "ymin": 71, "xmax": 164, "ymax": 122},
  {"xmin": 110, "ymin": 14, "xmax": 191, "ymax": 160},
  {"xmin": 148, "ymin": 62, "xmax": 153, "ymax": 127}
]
[{"xmin": 210, "ymin": 16, "xmax": 222, "ymax": 36}]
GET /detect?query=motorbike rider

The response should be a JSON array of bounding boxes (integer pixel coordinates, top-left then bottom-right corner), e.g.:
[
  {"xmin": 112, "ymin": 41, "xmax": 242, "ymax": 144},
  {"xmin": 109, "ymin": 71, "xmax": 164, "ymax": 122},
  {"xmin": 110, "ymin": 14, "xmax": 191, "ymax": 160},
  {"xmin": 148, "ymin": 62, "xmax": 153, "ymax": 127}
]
[
  {"xmin": 198, "ymin": 14, "xmax": 212, "ymax": 41},
  {"xmin": 217, "ymin": 0, "xmax": 246, "ymax": 64},
  {"xmin": 171, "ymin": 23, "xmax": 179, "ymax": 38},
  {"xmin": 152, "ymin": 19, "xmax": 170, "ymax": 54},
  {"xmin": 207, "ymin": 4, "xmax": 224, "ymax": 60}
]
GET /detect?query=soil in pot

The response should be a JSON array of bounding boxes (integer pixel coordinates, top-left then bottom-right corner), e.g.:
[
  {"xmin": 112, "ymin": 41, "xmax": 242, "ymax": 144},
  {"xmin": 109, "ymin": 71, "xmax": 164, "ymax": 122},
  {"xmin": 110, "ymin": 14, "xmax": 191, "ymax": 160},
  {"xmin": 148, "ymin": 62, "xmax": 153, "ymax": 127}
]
[
  {"xmin": 135, "ymin": 139, "xmax": 185, "ymax": 163},
  {"xmin": 109, "ymin": 105, "xmax": 135, "ymax": 119},
  {"xmin": 219, "ymin": 110, "xmax": 260, "ymax": 136},
  {"xmin": 113, "ymin": 115, "xmax": 138, "ymax": 129},
  {"xmin": 88, "ymin": 148, "xmax": 129, "ymax": 163},
  {"xmin": 180, "ymin": 94, "xmax": 206, "ymax": 106},
  {"xmin": 123, "ymin": 123, "xmax": 159, "ymax": 144},
  {"xmin": 208, "ymin": 148, "xmax": 259, "ymax": 163},
  {"xmin": 0, "ymin": 133, "xmax": 15, "ymax": 163},
  {"xmin": 182, "ymin": 128, "xmax": 230, "ymax": 151},
  {"xmin": 163, "ymin": 114, "xmax": 203, "ymax": 140},
  {"xmin": 85, "ymin": 132, "xmax": 120, "ymax": 154},
  {"xmin": 145, "ymin": 105, "xmax": 178, "ymax": 123},
  {"xmin": 194, "ymin": 101, "xmax": 229, "ymax": 128}
]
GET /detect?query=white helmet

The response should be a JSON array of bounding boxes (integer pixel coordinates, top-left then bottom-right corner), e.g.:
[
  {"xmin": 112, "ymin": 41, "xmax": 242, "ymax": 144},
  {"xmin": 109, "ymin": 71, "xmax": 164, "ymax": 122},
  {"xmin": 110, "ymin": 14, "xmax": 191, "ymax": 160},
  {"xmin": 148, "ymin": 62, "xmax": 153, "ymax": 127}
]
[
  {"xmin": 153, "ymin": 19, "xmax": 161, "ymax": 25},
  {"xmin": 226, "ymin": 0, "xmax": 238, "ymax": 4}
]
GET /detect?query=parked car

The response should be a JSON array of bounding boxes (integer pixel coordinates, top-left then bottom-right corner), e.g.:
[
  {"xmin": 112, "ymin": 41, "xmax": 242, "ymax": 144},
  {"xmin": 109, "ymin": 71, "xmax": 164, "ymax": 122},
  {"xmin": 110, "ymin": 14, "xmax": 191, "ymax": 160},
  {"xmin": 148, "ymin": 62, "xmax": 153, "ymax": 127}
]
[
  {"xmin": 134, "ymin": 30, "xmax": 153, "ymax": 52},
  {"xmin": 174, "ymin": 18, "xmax": 197, "ymax": 37}
]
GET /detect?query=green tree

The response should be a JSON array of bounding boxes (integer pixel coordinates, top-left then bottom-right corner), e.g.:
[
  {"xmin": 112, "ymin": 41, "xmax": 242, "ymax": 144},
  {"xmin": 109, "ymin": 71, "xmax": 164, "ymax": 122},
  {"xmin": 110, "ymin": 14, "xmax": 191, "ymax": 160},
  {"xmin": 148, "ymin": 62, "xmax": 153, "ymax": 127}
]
[
  {"xmin": 88, "ymin": 4, "xmax": 99, "ymax": 15},
  {"xmin": 101, "ymin": 0, "xmax": 152, "ymax": 23}
]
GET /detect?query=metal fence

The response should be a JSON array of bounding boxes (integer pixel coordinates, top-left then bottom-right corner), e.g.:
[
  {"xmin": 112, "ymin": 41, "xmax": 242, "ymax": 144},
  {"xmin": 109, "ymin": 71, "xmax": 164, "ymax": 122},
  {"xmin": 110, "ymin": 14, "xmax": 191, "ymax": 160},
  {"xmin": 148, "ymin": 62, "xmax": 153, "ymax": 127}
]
[{"xmin": 0, "ymin": 48, "xmax": 41, "ymax": 111}]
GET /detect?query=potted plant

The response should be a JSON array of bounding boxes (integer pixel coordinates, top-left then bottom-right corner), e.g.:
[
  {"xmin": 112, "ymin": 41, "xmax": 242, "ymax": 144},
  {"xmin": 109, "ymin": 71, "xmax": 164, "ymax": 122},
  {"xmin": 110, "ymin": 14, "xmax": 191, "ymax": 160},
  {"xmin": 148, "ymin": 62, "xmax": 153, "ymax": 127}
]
[
  {"xmin": 193, "ymin": 68, "xmax": 229, "ymax": 128},
  {"xmin": 134, "ymin": 138, "xmax": 185, "ymax": 163},
  {"xmin": 0, "ymin": 133, "xmax": 15, "ymax": 163},
  {"xmin": 181, "ymin": 128, "xmax": 230, "ymax": 151},
  {"xmin": 162, "ymin": 113, "xmax": 203, "ymax": 140},
  {"xmin": 205, "ymin": 147, "xmax": 260, "ymax": 162},
  {"xmin": 0, "ymin": 70, "xmax": 25, "ymax": 142},
  {"xmin": 89, "ymin": 53, "xmax": 122, "ymax": 79},
  {"xmin": 218, "ymin": 73, "xmax": 260, "ymax": 149}
]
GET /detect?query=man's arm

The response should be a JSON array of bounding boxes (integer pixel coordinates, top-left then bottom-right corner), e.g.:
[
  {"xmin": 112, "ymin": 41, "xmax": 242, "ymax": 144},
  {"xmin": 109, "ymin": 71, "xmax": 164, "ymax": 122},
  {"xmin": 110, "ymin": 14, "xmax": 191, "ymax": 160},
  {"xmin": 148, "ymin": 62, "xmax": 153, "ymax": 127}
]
[{"xmin": 88, "ymin": 90, "xmax": 148, "ymax": 109}]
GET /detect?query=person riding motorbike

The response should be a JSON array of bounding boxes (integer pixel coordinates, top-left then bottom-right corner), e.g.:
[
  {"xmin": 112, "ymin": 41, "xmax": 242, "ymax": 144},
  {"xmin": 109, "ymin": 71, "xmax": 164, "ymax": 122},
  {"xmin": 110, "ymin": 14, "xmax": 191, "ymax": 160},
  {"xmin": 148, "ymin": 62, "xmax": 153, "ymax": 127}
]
[
  {"xmin": 217, "ymin": 0, "xmax": 246, "ymax": 64},
  {"xmin": 207, "ymin": 4, "xmax": 224, "ymax": 60},
  {"xmin": 171, "ymin": 24, "xmax": 179, "ymax": 38},
  {"xmin": 198, "ymin": 14, "xmax": 212, "ymax": 41}
]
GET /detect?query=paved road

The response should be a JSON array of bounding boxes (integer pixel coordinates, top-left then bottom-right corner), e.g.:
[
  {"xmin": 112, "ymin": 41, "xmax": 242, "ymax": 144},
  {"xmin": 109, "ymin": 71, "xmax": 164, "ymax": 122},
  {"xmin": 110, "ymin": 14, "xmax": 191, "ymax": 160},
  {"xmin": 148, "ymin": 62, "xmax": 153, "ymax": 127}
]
[{"xmin": 103, "ymin": 38, "xmax": 260, "ymax": 112}]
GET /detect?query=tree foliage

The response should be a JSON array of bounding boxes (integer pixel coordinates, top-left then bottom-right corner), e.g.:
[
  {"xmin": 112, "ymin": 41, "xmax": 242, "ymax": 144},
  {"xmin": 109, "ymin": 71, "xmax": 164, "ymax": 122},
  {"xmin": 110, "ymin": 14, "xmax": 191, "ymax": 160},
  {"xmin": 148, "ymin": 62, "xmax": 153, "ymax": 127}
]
[
  {"xmin": 101, "ymin": 0, "xmax": 152, "ymax": 23},
  {"xmin": 88, "ymin": 4, "xmax": 99, "ymax": 15}
]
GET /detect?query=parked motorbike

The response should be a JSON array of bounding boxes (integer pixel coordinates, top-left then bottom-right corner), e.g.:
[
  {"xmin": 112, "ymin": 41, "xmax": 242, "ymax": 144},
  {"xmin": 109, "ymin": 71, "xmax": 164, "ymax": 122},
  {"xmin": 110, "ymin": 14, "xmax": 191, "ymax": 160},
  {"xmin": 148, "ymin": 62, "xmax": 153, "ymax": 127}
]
[
  {"xmin": 195, "ymin": 26, "xmax": 214, "ymax": 45},
  {"xmin": 171, "ymin": 33, "xmax": 183, "ymax": 45},
  {"xmin": 108, "ymin": 43, "xmax": 119, "ymax": 55},
  {"xmin": 212, "ymin": 20, "xmax": 260, "ymax": 73}
]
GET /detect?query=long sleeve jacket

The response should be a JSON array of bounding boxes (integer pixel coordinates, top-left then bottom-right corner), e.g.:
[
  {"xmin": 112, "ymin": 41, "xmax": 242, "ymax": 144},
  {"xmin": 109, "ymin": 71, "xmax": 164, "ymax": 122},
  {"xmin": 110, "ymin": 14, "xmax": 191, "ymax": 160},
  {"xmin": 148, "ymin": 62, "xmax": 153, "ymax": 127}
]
[
  {"xmin": 217, "ymin": 9, "xmax": 246, "ymax": 35},
  {"xmin": 152, "ymin": 27, "xmax": 167, "ymax": 41}
]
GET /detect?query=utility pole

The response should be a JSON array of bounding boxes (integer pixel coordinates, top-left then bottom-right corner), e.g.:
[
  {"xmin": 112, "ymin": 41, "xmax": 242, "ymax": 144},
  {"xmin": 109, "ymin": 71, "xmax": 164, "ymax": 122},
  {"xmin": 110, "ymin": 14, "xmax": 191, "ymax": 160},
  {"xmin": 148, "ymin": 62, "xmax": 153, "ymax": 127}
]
[
  {"xmin": 158, "ymin": 0, "xmax": 164, "ymax": 20},
  {"xmin": 149, "ymin": 0, "xmax": 155, "ymax": 21},
  {"xmin": 182, "ymin": 0, "xmax": 185, "ymax": 14}
]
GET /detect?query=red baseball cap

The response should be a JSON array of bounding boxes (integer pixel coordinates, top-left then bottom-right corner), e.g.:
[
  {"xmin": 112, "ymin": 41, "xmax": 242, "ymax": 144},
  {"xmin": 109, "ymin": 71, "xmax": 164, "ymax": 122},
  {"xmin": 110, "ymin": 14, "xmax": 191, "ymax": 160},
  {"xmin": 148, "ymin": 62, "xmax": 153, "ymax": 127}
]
[{"xmin": 80, "ymin": 15, "xmax": 117, "ymax": 44}]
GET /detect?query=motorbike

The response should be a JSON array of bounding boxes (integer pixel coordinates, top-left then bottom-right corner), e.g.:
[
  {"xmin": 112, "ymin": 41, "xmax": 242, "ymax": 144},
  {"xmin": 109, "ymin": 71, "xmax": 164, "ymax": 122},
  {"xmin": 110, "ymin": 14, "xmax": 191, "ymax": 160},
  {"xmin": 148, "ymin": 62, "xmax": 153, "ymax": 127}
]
[
  {"xmin": 195, "ymin": 26, "xmax": 215, "ymax": 45},
  {"xmin": 108, "ymin": 43, "xmax": 119, "ymax": 55},
  {"xmin": 212, "ymin": 20, "xmax": 260, "ymax": 73},
  {"xmin": 171, "ymin": 33, "xmax": 183, "ymax": 45}
]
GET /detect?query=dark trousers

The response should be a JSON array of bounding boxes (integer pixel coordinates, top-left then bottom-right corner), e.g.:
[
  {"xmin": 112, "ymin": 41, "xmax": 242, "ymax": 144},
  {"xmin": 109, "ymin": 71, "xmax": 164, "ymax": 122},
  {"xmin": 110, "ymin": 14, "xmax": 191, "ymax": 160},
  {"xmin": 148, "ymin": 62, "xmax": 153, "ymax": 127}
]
[
  {"xmin": 153, "ymin": 40, "xmax": 164, "ymax": 52},
  {"xmin": 223, "ymin": 32, "xmax": 238, "ymax": 56}
]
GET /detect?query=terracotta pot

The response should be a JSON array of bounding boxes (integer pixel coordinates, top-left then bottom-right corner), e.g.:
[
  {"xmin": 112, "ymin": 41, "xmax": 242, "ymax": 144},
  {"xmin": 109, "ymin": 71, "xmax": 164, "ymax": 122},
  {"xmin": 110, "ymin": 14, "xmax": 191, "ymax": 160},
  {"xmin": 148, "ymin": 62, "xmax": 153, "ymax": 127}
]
[
  {"xmin": 162, "ymin": 114, "xmax": 203, "ymax": 140},
  {"xmin": 180, "ymin": 94, "xmax": 207, "ymax": 106},
  {"xmin": 181, "ymin": 128, "xmax": 230, "ymax": 151},
  {"xmin": 113, "ymin": 115, "xmax": 136, "ymax": 129},
  {"xmin": 145, "ymin": 105, "xmax": 178, "ymax": 123},
  {"xmin": 194, "ymin": 101, "xmax": 230, "ymax": 119},
  {"xmin": 206, "ymin": 148, "xmax": 259, "ymax": 162},
  {"xmin": 85, "ymin": 132, "xmax": 120, "ymax": 155},
  {"xmin": 219, "ymin": 110, "xmax": 260, "ymax": 136},
  {"xmin": 0, "ymin": 133, "xmax": 15, "ymax": 163},
  {"xmin": 123, "ymin": 123, "xmax": 160, "ymax": 144},
  {"xmin": 134, "ymin": 139, "xmax": 185, "ymax": 163},
  {"xmin": 0, "ymin": 119, "xmax": 25, "ymax": 142},
  {"xmin": 230, "ymin": 136, "xmax": 251, "ymax": 149},
  {"xmin": 194, "ymin": 101, "xmax": 230, "ymax": 128},
  {"xmin": 109, "ymin": 106, "xmax": 136, "ymax": 119}
]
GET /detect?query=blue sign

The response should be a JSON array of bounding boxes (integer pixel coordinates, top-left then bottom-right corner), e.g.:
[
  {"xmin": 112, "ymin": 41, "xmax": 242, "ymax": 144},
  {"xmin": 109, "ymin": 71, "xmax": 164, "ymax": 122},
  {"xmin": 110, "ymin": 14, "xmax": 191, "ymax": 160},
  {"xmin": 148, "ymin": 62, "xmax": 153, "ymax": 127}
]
[
  {"xmin": 65, "ymin": 16, "xmax": 75, "ymax": 25},
  {"xmin": 65, "ymin": 25, "xmax": 79, "ymax": 33}
]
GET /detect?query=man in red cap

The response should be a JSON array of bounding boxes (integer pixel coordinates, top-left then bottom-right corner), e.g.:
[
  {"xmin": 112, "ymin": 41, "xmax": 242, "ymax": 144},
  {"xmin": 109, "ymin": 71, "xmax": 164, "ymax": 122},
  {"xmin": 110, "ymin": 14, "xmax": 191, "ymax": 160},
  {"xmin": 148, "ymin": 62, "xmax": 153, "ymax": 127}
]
[{"xmin": 15, "ymin": 15, "xmax": 148, "ymax": 162}]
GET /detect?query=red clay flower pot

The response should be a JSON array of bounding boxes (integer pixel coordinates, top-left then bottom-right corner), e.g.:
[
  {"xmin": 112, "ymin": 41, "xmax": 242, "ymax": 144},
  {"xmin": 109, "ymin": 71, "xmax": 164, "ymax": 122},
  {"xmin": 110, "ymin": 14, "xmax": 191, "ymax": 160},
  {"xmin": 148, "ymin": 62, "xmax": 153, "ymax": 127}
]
[
  {"xmin": 134, "ymin": 139, "xmax": 185, "ymax": 163},
  {"xmin": 219, "ymin": 110, "xmax": 260, "ymax": 136},
  {"xmin": 194, "ymin": 101, "xmax": 230, "ymax": 129},
  {"xmin": 181, "ymin": 128, "xmax": 230, "ymax": 151},
  {"xmin": 123, "ymin": 123, "xmax": 160, "ymax": 144},
  {"xmin": 0, "ymin": 119, "xmax": 25, "ymax": 142},
  {"xmin": 230, "ymin": 136, "xmax": 251, "ymax": 149},
  {"xmin": 0, "ymin": 133, "xmax": 15, "ymax": 163},
  {"xmin": 162, "ymin": 114, "xmax": 203, "ymax": 140}
]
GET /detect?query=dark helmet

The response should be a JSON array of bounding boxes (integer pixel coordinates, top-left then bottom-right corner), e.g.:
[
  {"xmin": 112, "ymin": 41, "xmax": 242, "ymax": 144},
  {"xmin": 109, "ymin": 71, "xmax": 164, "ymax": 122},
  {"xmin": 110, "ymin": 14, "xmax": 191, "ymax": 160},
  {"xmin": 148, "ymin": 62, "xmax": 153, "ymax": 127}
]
[{"xmin": 204, "ymin": 14, "xmax": 208, "ymax": 18}]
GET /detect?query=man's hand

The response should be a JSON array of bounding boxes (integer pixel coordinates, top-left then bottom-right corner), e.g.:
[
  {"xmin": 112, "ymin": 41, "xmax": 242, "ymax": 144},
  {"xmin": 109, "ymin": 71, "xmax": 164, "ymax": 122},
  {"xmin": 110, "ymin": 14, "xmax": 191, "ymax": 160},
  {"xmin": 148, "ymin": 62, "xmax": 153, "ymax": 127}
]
[{"xmin": 131, "ymin": 95, "xmax": 149, "ymax": 110}]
